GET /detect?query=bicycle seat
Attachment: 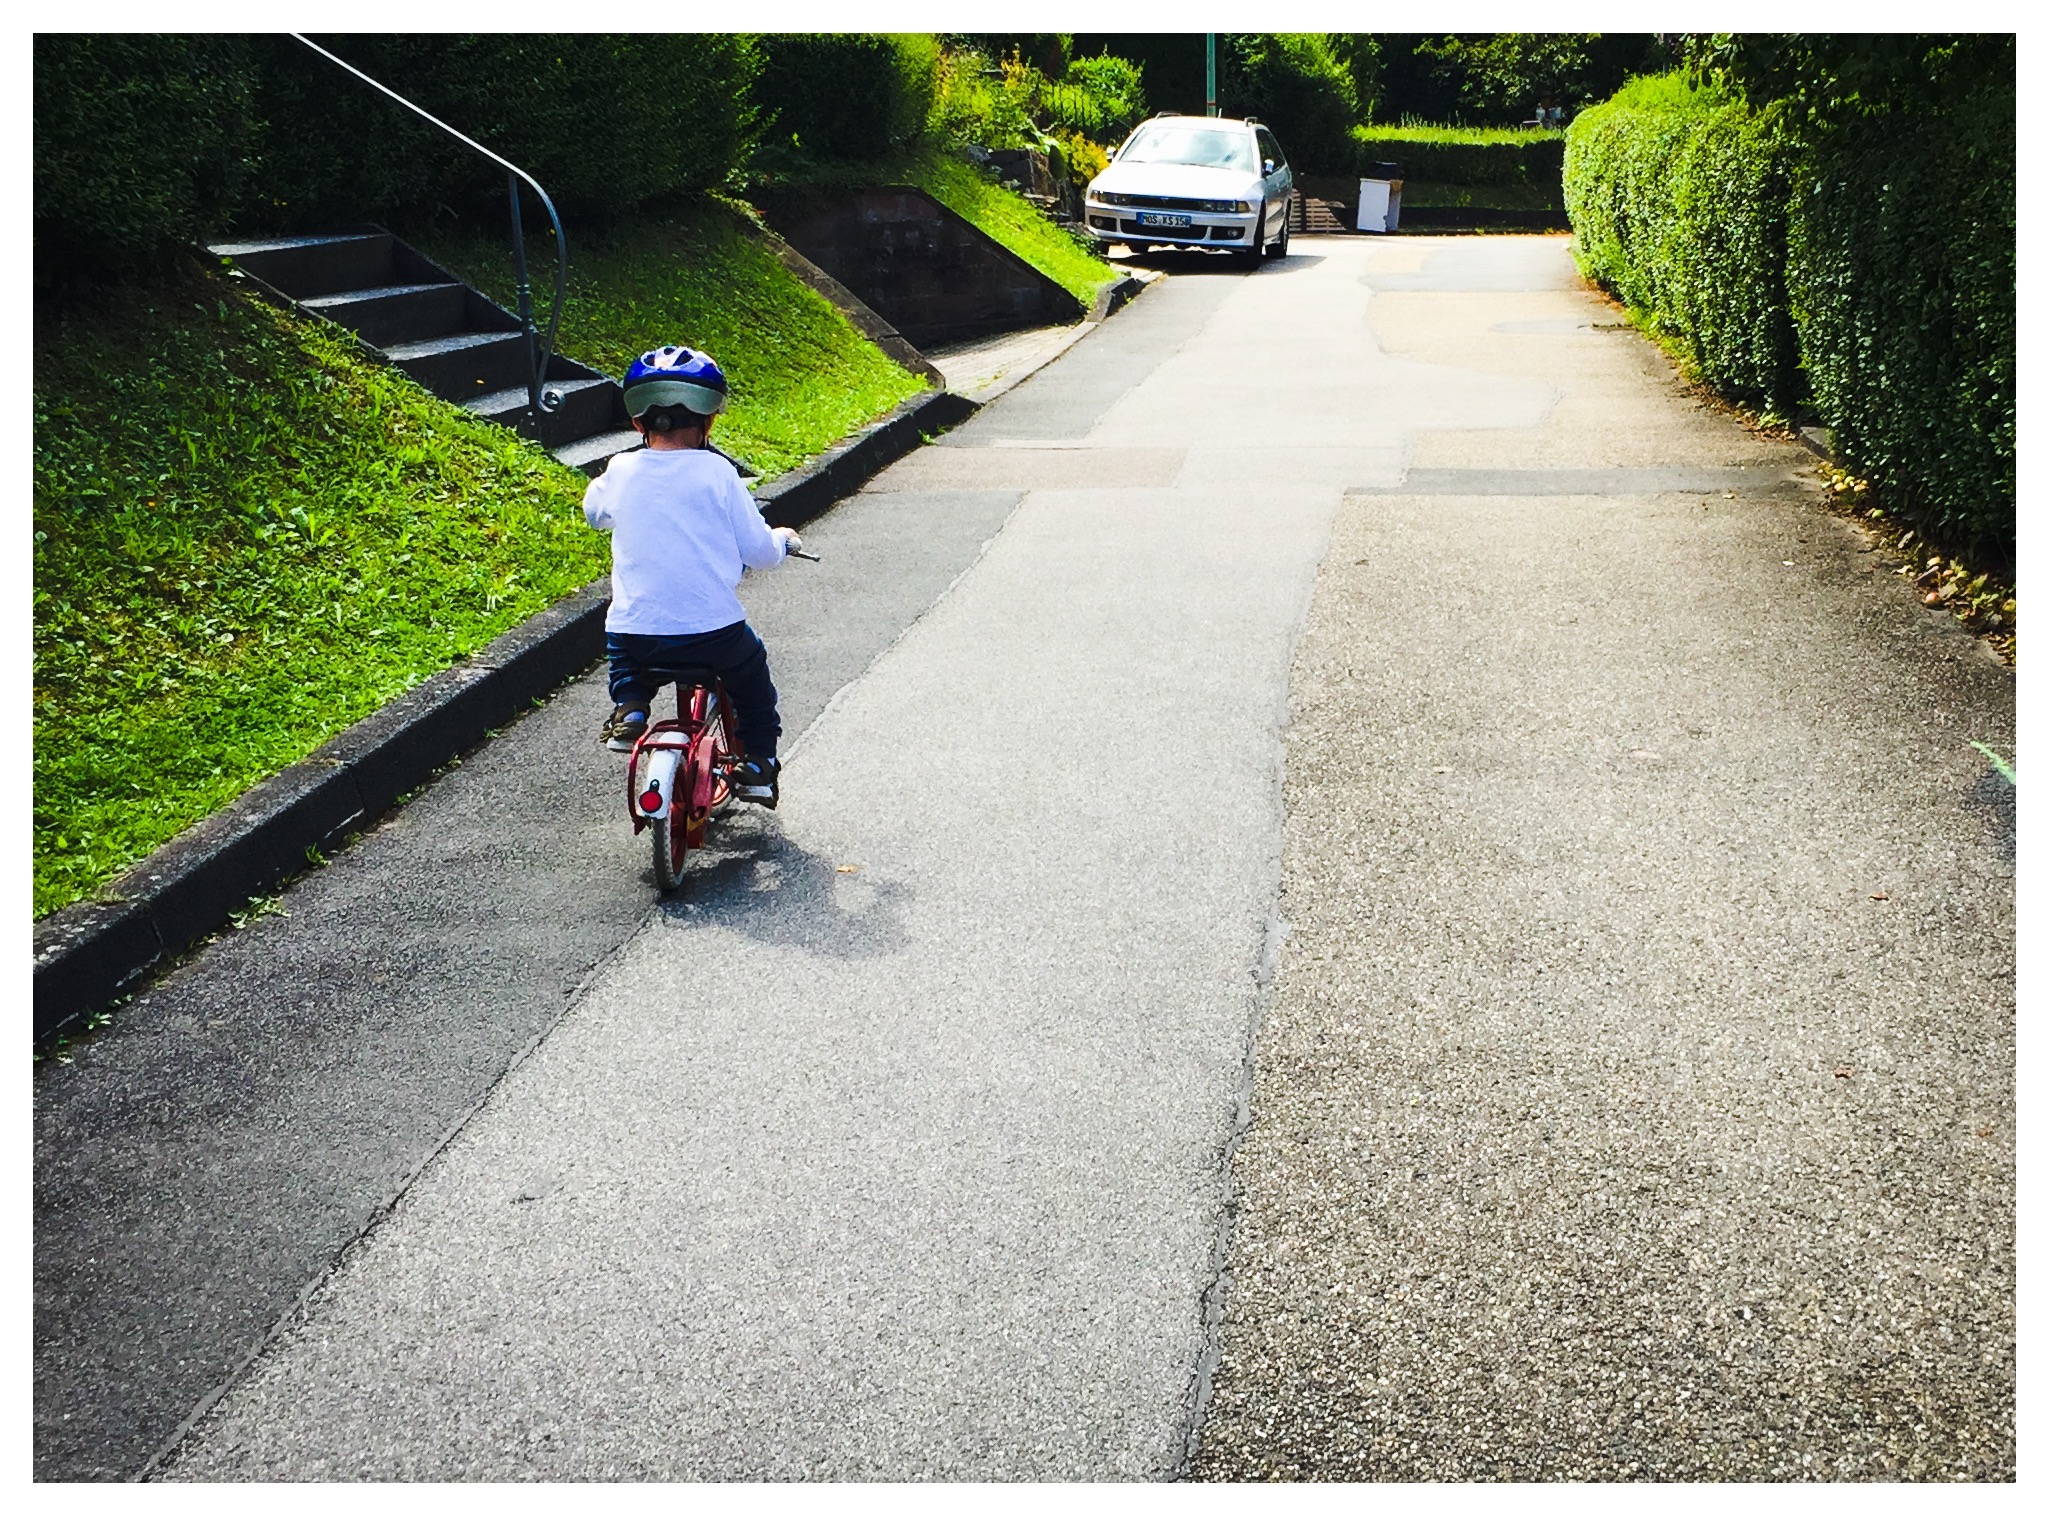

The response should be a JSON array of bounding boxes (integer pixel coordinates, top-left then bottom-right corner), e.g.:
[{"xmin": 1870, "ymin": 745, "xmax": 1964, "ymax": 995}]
[{"xmin": 643, "ymin": 665, "xmax": 722, "ymax": 688}]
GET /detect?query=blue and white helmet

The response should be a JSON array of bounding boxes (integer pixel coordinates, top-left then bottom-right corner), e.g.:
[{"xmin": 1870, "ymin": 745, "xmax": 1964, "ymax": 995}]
[{"xmin": 622, "ymin": 344, "xmax": 729, "ymax": 418}]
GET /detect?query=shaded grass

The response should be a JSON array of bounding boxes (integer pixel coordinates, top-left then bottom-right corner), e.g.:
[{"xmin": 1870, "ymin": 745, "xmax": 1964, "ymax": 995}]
[
  {"xmin": 416, "ymin": 201, "xmax": 928, "ymax": 480},
  {"xmin": 33, "ymin": 264, "xmax": 605, "ymax": 919}
]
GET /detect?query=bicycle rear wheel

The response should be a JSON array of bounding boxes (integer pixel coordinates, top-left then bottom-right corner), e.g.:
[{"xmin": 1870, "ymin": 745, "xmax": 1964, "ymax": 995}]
[
  {"xmin": 649, "ymin": 685, "xmax": 732, "ymax": 892},
  {"xmin": 651, "ymin": 784, "xmax": 690, "ymax": 892}
]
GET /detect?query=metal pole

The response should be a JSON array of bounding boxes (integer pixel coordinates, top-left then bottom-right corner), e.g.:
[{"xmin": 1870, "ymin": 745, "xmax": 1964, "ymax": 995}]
[
  {"xmin": 507, "ymin": 171, "xmax": 540, "ymax": 426},
  {"xmin": 1206, "ymin": 34, "xmax": 1217, "ymax": 116}
]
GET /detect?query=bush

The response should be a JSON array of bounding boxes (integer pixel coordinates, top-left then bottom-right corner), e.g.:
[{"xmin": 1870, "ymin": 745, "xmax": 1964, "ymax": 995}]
[
  {"xmin": 248, "ymin": 35, "xmax": 759, "ymax": 229},
  {"xmin": 1564, "ymin": 77, "xmax": 1801, "ymax": 409},
  {"xmin": 1565, "ymin": 65, "xmax": 2016, "ymax": 561},
  {"xmin": 752, "ymin": 33, "xmax": 938, "ymax": 163},
  {"xmin": 1043, "ymin": 54, "xmax": 1148, "ymax": 143},
  {"xmin": 1789, "ymin": 86, "xmax": 2015, "ymax": 558},
  {"xmin": 34, "ymin": 34, "xmax": 259, "ymax": 288},
  {"xmin": 1222, "ymin": 33, "xmax": 1359, "ymax": 174}
]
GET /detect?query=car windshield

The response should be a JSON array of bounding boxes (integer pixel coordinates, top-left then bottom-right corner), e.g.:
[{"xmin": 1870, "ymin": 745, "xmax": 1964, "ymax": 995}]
[{"xmin": 1117, "ymin": 124, "xmax": 1256, "ymax": 172}]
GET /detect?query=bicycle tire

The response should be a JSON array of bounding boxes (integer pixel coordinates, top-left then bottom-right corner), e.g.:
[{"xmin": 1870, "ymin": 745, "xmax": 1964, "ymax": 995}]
[{"xmin": 650, "ymin": 785, "xmax": 689, "ymax": 891}]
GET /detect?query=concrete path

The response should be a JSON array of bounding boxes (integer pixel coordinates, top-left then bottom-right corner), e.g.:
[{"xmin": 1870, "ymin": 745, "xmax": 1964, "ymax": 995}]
[{"xmin": 40, "ymin": 235, "xmax": 2012, "ymax": 1482}]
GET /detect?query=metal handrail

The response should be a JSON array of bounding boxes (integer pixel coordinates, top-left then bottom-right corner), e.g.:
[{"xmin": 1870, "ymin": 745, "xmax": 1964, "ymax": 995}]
[{"xmin": 290, "ymin": 34, "xmax": 567, "ymax": 425}]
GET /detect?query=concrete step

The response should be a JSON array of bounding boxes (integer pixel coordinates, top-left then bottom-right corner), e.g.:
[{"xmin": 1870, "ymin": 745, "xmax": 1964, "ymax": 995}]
[
  {"xmin": 386, "ymin": 330, "xmax": 534, "ymax": 403},
  {"xmin": 209, "ymin": 233, "xmax": 395, "ymax": 299},
  {"xmin": 553, "ymin": 427, "xmax": 644, "ymax": 476},
  {"xmin": 466, "ymin": 377, "xmax": 623, "ymax": 449},
  {"xmin": 300, "ymin": 282, "xmax": 469, "ymax": 348}
]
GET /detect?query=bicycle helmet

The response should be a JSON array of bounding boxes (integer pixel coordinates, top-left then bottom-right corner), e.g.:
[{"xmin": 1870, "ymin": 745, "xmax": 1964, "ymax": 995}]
[{"xmin": 622, "ymin": 344, "xmax": 729, "ymax": 419}]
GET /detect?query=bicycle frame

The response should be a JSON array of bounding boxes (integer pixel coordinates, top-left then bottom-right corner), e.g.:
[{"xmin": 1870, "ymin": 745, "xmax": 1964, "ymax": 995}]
[{"xmin": 627, "ymin": 679, "xmax": 740, "ymax": 850}]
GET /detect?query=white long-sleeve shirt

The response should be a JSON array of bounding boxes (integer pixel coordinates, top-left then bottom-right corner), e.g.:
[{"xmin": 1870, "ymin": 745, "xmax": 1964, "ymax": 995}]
[{"xmin": 582, "ymin": 447, "xmax": 786, "ymax": 635}]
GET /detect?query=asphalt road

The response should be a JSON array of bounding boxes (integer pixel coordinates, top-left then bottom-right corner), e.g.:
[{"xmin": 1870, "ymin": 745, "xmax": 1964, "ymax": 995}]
[{"xmin": 37, "ymin": 236, "xmax": 2012, "ymax": 1482}]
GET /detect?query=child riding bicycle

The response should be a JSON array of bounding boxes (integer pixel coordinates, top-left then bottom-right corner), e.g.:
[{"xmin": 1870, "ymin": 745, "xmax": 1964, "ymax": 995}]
[{"xmin": 583, "ymin": 344, "xmax": 801, "ymax": 806}]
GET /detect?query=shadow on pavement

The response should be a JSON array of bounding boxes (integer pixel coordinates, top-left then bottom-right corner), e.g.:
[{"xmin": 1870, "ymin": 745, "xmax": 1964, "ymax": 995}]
[
  {"xmin": 656, "ymin": 813, "xmax": 914, "ymax": 961},
  {"xmin": 1113, "ymin": 249, "xmax": 1324, "ymax": 276},
  {"xmin": 1964, "ymin": 767, "xmax": 2016, "ymax": 862}
]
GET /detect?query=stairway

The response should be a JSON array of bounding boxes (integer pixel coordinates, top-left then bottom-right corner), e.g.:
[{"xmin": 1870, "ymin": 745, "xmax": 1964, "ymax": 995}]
[{"xmin": 205, "ymin": 227, "xmax": 643, "ymax": 476}]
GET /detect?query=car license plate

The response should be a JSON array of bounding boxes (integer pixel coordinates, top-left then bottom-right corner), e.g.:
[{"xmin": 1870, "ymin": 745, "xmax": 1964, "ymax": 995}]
[{"xmin": 1134, "ymin": 212, "xmax": 1193, "ymax": 228}]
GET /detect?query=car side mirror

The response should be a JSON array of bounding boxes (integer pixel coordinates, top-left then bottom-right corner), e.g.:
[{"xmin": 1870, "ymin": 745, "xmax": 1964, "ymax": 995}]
[{"xmin": 1263, "ymin": 159, "xmax": 1275, "ymax": 176}]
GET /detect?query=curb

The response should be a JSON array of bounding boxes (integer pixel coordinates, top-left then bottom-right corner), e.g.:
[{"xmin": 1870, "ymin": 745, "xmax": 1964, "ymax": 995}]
[
  {"xmin": 1089, "ymin": 271, "xmax": 1152, "ymax": 323},
  {"xmin": 31, "ymin": 384, "xmax": 975, "ymax": 1048}
]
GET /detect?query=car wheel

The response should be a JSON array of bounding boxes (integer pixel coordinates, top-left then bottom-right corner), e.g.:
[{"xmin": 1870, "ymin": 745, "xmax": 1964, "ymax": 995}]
[
  {"xmin": 1271, "ymin": 207, "xmax": 1291, "ymax": 258},
  {"xmin": 1237, "ymin": 203, "xmax": 1269, "ymax": 266}
]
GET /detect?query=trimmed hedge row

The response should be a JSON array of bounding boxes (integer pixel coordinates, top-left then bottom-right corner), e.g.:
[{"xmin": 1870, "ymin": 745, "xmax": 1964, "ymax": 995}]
[
  {"xmin": 1565, "ymin": 71, "xmax": 2014, "ymax": 560},
  {"xmin": 1352, "ymin": 128, "xmax": 1565, "ymax": 193},
  {"xmin": 34, "ymin": 35, "xmax": 260, "ymax": 283},
  {"xmin": 753, "ymin": 33, "xmax": 939, "ymax": 164},
  {"xmin": 34, "ymin": 33, "xmax": 787, "ymax": 284},
  {"xmin": 1791, "ymin": 96, "xmax": 2016, "ymax": 555},
  {"xmin": 1563, "ymin": 83, "xmax": 1800, "ymax": 409},
  {"xmin": 252, "ymin": 35, "xmax": 759, "ymax": 226}
]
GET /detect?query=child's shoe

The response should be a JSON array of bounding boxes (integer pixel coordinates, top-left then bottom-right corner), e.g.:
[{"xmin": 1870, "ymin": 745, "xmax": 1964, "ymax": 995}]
[
  {"xmin": 731, "ymin": 756, "xmax": 779, "ymax": 807},
  {"xmin": 601, "ymin": 703, "xmax": 649, "ymax": 752}
]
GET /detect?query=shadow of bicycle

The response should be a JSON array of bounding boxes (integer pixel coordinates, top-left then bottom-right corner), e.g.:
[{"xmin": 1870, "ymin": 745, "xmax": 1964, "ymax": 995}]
[{"xmin": 652, "ymin": 811, "xmax": 912, "ymax": 960}]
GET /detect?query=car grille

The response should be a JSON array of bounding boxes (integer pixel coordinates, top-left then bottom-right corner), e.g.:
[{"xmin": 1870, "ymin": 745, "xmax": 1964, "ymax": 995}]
[
  {"xmin": 1097, "ymin": 192, "xmax": 1244, "ymax": 214},
  {"xmin": 1108, "ymin": 220, "xmax": 1246, "ymax": 242}
]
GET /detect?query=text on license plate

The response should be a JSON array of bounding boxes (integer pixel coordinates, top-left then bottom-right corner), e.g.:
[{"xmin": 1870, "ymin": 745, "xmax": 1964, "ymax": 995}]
[{"xmin": 1134, "ymin": 212, "xmax": 1193, "ymax": 228}]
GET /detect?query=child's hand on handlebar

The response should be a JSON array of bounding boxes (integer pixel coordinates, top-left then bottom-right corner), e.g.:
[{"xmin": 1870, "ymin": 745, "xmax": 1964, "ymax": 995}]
[{"xmin": 772, "ymin": 527, "xmax": 819, "ymax": 561}]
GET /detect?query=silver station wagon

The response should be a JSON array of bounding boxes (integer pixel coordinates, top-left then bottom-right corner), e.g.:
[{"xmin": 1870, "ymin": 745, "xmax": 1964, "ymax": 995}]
[{"xmin": 1083, "ymin": 114, "xmax": 1294, "ymax": 263}]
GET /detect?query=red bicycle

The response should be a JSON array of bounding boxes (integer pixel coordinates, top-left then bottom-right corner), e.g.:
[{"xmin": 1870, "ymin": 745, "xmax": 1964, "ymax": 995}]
[
  {"xmin": 625, "ymin": 547, "xmax": 817, "ymax": 892},
  {"xmin": 627, "ymin": 668, "xmax": 740, "ymax": 892}
]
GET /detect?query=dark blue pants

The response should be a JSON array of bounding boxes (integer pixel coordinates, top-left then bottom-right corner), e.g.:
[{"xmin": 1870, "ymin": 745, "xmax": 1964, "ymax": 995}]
[{"xmin": 607, "ymin": 620, "xmax": 781, "ymax": 761}]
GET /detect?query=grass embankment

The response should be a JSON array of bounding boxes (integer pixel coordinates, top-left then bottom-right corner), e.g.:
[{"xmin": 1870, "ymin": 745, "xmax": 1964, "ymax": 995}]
[
  {"xmin": 33, "ymin": 270, "xmax": 603, "ymax": 919},
  {"xmin": 418, "ymin": 201, "xmax": 928, "ymax": 481},
  {"xmin": 903, "ymin": 152, "xmax": 1114, "ymax": 304},
  {"xmin": 34, "ymin": 206, "xmax": 931, "ymax": 920},
  {"xmin": 756, "ymin": 146, "xmax": 1116, "ymax": 307}
]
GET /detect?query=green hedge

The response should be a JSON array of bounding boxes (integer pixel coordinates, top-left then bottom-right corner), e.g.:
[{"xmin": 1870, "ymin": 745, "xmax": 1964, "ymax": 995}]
[
  {"xmin": 1790, "ymin": 90, "xmax": 2015, "ymax": 554},
  {"xmin": 752, "ymin": 34, "xmax": 939, "ymax": 163},
  {"xmin": 1564, "ymin": 69, "xmax": 2015, "ymax": 560},
  {"xmin": 33, "ymin": 34, "xmax": 259, "ymax": 286},
  {"xmin": 1352, "ymin": 127, "xmax": 1565, "ymax": 198},
  {"xmin": 250, "ymin": 35, "xmax": 759, "ymax": 227},
  {"xmin": 35, "ymin": 33, "xmax": 761, "ymax": 279},
  {"xmin": 1564, "ymin": 79, "xmax": 1800, "ymax": 409}
]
